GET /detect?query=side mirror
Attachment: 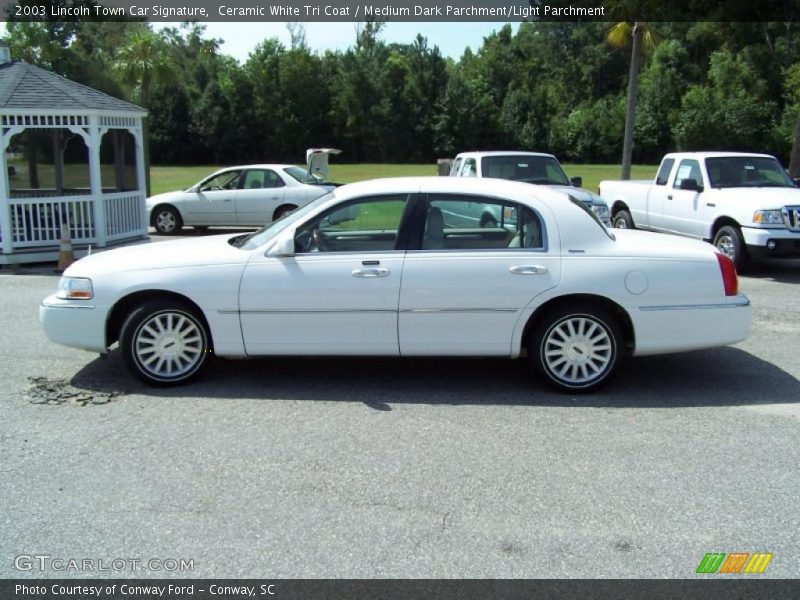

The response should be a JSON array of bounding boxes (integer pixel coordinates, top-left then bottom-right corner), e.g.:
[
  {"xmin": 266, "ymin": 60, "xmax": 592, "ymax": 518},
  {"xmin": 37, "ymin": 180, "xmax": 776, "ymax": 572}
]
[
  {"xmin": 570, "ymin": 176, "xmax": 583, "ymax": 188},
  {"xmin": 793, "ymin": 178, "xmax": 800, "ymax": 188},
  {"xmin": 679, "ymin": 178, "xmax": 703, "ymax": 192},
  {"xmin": 266, "ymin": 232, "xmax": 295, "ymax": 257}
]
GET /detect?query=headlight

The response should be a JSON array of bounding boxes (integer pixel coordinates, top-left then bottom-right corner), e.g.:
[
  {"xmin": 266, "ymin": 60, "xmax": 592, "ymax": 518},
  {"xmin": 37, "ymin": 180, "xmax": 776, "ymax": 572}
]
[
  {"xmin": 56, "ymin": 277, "xmax": 93, "ymax": 300},
  {"xmin": 753, "ymin": 210, "xmax": 784, "ymax": 225},
  {"xmin": 592, "ymin": 204, "xmax": 610, "ymax": 222}
]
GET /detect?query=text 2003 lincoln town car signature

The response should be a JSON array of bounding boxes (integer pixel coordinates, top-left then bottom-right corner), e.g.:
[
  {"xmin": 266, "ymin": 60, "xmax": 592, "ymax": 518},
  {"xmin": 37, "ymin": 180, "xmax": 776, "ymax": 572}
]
[{"xmin": 40, "ymin": 177, "xmax": 752, "ymax": 393}]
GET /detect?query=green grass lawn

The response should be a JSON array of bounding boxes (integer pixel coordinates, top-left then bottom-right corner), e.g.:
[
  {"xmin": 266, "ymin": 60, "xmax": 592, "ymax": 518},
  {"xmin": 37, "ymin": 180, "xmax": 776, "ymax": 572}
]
[
  {"xmin": 149, "ymin": 163, "xmax": 658, "ymax": 196},
  {"xmin": 7, "ymin": 160, "xmax": 659, "ymax": 197}
]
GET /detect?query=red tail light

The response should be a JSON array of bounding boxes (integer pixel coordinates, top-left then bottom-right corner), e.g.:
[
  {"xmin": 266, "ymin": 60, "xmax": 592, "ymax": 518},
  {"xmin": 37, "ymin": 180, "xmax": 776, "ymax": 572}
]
[{"xmin": 716, "ymin": 252, "xmax": 738, "ymax": 296}]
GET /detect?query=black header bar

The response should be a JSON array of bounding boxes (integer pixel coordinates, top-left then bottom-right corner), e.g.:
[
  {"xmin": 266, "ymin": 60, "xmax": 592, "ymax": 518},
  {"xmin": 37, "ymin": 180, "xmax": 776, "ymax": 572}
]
[{"xmin": 1, "ymin": 0, "xmax": 798, "ymax": 22}]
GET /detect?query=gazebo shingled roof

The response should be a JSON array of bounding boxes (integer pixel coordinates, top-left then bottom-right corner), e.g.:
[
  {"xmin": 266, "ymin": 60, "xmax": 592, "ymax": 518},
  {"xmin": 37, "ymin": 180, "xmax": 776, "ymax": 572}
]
[{"xmin": 0, "ymin": 61, "xmax": 145, "ymax": 113}]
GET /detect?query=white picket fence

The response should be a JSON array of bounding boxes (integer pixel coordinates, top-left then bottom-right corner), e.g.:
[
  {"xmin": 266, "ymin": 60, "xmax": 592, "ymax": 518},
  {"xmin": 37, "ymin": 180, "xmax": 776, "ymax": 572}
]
[{"xmin": 0, "ymin": 191, "xmax": 147, "ymax": 252}]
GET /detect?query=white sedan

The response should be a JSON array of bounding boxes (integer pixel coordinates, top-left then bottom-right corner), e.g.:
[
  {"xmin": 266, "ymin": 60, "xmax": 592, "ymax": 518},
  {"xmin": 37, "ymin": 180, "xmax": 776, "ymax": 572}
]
[
  {"xmin": 146, "ymin": 164, "xmax": 336, "ymax": 235},
  {"xmin": 41, "ymin": 177, "xmax": 752, "ymax": 393}
]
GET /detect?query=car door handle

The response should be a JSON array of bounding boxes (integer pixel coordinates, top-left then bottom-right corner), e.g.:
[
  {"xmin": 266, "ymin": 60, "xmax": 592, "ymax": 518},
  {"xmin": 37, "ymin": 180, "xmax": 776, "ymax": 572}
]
[
  {"xmin": 222, "ymin": 198, "xmax": 232, "ymax": 202},
  {"xmin": 509, "ymin": 265, "xmax": 548, "ymax": 275},
  {"xmin": 352, "ymin": 268, "xmax": 390, "ymax": 278}
]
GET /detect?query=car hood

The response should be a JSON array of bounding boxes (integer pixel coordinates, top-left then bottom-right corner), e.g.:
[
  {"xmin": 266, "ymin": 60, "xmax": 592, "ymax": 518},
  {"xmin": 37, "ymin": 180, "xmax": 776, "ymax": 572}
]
[
  {"xmin": 65, "ymin": 234, "xmax": 249, "ymax": 277},
  {"xmin": 547, "ymin": 185, "xmax": 605, "ymax": 206},
  {"xmin": 706, "ymin": 186, "xmax": 800, "ymax": 208},
  {"xmin": 610, "ymin": 229, "xmax": 716, "ymax": 260}
]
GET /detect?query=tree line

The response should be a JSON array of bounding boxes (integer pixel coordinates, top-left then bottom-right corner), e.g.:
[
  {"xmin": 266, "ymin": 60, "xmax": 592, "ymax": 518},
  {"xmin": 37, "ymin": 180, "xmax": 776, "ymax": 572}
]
[{"xmin": 4, "ymin": 18, "xmax": 800, "ymax": 172}]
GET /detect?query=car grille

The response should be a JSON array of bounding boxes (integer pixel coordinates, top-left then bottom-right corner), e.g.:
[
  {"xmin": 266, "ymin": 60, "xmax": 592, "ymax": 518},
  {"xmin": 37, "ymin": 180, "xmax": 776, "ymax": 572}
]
[{"xmin": 781, "ymin": 206, "xmax": 800, "ymax": 231}]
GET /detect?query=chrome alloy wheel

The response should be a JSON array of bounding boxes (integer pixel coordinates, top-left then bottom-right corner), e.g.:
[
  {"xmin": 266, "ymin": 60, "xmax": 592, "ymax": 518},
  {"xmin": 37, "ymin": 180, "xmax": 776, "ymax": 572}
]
[
  {"xmin": 613, "ymin": 215, "xmax": 628, "ymax": 228},
  {"xmin": 541, "ymin": 315, "xmax": 614, "ymax": 386},
  {"xmin": 133, "ymin": 310, "xmax": 205, "ymax": 381},
  {"xmin": 156, "ymin": 210, "xmax": 177, "ymax": 233},
  {"xmin": 714, "ymin": 234, "xmax": 735, "ymax": 260}
]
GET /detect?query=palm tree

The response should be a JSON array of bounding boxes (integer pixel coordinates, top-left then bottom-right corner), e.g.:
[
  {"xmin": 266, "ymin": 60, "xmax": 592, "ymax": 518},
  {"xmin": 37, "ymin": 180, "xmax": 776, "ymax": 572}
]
[
  {"xmin": 114, "ymin": 28, "xmax": 174, "ymax": 195},
  {"xmin": 607, "ymin": 21, "xmax": 658, "ymax": 180}
]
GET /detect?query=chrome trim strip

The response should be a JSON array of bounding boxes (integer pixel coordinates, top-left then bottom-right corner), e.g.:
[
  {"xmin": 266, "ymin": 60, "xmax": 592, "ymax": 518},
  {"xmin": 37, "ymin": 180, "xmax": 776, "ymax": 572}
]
[
  {"xmin": 221, "ymin": 308, "xmax": 518, "ymax": 315},
  {"xmin": 640, "ymin": 300, "xmax": 750, "ymax": 311},
  {"xmin": 40, "ymin": 302, "xmax": 95, "ymax": 310},
  {"xmin": 399, "ymin": 308, "xmax": 518, "ymax": 314},
  {"xmin": 224, "ymin": 309, "xmax": 397, "ymax": 315}
]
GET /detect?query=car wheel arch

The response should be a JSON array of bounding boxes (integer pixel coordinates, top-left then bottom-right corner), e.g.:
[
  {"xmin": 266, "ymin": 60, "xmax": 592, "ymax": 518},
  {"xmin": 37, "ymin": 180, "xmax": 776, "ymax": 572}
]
[
  {"xmin": 520, "ymin": 293, "xmax": 635, "ymax": 357},
  {"xmin": 273, "ymin": 204, "xmax": 298, "ymax": 221},
  {"xmin": 611, "ymin": 200, "xmax": 630, "ymax": 217},
  {"xmin": 106, "ymin": 289, "xmax": 213, "ymax": 350},
  {"xmin": 708, "ymin": 215, "xmax": 740, "ymax": 243}
]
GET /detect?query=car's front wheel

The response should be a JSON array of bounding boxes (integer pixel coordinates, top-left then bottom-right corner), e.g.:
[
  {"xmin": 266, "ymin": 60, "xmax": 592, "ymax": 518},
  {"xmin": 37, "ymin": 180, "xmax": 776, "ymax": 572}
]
[
  {"xmin": 530, "ymin": 305, "xmax": 621, "ymax": 393},
  {"xmin": 612, "ymin": 209, "xmax": 634, "ymax": 229},
  {"xmin": 120, "ymin": 300, "xmax": 211, "ymax": 385},
  {"xmin": 713, "ymin": 225, "xmax": 749, "ymax": 273},
  {"xmin": 152, "ymin": 205, "xmax": 183, "ymax": 235}
]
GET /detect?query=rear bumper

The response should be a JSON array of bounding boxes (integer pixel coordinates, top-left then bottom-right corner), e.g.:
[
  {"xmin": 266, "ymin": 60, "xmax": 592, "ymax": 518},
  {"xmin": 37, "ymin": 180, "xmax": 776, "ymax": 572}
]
[{"xmin": 632, "ymin": 295, "xmax": 752, "ymax": 357}]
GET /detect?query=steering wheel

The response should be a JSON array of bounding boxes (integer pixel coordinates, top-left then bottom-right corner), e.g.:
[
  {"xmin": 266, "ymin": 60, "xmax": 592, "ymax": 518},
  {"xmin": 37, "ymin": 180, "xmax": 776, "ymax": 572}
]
[{"xmin": 311, "ymin": 228, "xmax": 330, "ymax": 252}]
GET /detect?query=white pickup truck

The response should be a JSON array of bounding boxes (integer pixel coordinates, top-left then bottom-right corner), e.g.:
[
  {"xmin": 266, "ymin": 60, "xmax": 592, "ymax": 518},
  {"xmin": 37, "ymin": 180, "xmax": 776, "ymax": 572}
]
[
  {"xmin": 600, "ymin": 152, "xmax": 800, "ymax": 271},
  {"xmin": 450, "ymin": 151, "xmax": 610, "ymax": 225}
]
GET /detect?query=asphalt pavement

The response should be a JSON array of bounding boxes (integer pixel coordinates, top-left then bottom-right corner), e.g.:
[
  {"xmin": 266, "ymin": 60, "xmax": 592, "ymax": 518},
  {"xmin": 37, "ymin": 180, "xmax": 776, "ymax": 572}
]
[{"xmin": 1, "ymin": 249, "xmax": 799, "ymax": 578}]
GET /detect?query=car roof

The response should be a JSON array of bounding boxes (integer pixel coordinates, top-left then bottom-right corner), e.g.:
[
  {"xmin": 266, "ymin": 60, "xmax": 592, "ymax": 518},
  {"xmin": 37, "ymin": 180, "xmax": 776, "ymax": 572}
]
[
  {"xmin": 454, "ymin": 151, "xmax": 556, "ymax": 159},
  {"xmin": 663, "ymin": 152, "xmax": 775, "ymax": 160},
  {"xmin": 333, "ymin": 176, "xmax": 570, "ymax": 205},
  {"xmin": 220, "ymin": 164, "xmax": 298, "ymax": 170}
]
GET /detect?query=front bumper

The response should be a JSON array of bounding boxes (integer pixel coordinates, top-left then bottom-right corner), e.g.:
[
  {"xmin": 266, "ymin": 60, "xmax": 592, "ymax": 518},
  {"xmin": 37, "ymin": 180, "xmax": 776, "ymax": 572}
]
[
  {"xmin": 742, "ymin": 227, "xmax": 800, "ymax": 258},
  {"xmin": 40, "ymin": 295, "xmax": 107, "ymax": 353}
]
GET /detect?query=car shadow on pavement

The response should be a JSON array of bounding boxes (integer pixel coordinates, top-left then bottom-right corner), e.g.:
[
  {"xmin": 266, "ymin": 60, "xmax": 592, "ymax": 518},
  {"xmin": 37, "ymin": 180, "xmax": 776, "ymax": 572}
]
[
  {"xmin": 69, "ymin": 346, "xmax": 800, "ymax": 409},
  {"xmin": 742, "ymin": 259, "xmax": 800, "ymax": 283}
]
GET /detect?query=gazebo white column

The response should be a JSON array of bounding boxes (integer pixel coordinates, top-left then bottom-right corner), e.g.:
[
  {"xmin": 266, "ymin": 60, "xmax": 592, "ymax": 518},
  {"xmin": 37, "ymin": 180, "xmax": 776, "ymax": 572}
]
[
  {"xmin": 133, "ymin": 129, "xmax": 147, "ymax": 229},
  {"xmin": 0, "ymin": 130, "xmax": 10, "ymax": 255},
  {"xmin": 87, "ymin": 115, "xmax": 107, "ymax": 247}
]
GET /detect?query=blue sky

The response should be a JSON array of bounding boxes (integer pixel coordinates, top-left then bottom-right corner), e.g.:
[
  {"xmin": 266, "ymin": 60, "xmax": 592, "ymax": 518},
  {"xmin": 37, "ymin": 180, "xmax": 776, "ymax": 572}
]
[
  {"xmin": 0, "ymin": 21, "xmax": 516, "ymax": 62},
  {"xmin": 183, "ymin": 22, "xmax": 517, "ymax": 62}
]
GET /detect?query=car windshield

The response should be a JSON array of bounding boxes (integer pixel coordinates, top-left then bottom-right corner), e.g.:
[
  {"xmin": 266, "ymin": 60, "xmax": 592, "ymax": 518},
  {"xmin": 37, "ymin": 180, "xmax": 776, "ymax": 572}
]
[
  {"xmin": 705, "ymin": 156, "xmax": 794, "ymax": 188},
  {"xmin": 235, "ymin": 192, "xmax": 335, "ymax": 250},
  {"xmin": 284, "ymin": 165, "xmax": 326, "ymax": 185},
  {"xmin": 481, "ymin": 155, "xmax": 571, "ymax": 186}
]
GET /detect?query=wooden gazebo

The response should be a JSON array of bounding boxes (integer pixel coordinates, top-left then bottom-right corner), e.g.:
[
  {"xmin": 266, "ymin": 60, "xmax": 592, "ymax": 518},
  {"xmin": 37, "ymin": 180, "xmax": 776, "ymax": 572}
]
[{"xmin": 0, "ymin": 43, "xmax": 148, "ymax": 265}]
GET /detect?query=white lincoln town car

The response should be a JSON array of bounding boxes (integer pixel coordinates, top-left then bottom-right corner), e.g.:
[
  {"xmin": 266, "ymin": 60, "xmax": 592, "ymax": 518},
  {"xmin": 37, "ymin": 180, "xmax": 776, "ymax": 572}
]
[{"xmin": 40, "ymin": 177, "xmax": 752, "ymax": 392}]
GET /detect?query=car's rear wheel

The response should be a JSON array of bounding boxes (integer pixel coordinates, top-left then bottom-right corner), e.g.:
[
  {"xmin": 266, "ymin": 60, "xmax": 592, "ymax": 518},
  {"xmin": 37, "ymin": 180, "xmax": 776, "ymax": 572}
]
[
  {"xmin": 153, "ymin": 205, "xmax": 183, "ymax": 235},
  {"xmin": 612, "ymin": 209, "xmax": 634, "ymax": 229},
  {"xmin": 274, "ymin": 204, "xmax": 297, "ymax": 221},
  {"xmin": 120, "ymin": 300, "xmax": 210, "ymax": 386},
  {"xmin": 530, "ymin": 305, "xmax": 621, "ymax": 393},
  {"xmin": 480, "ymin": 214, "xmax": 498, "ymax": 228},
  {"xmin": 713, "ymin": 225, "xmax": 749, "ymax": 273}
]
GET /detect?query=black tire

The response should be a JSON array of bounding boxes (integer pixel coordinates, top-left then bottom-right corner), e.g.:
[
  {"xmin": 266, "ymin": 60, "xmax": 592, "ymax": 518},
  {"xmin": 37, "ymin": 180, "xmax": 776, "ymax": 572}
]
[
  {"xmin": 152, "ymin": 205, "xmax": 183, "ymax": 235},
  {"xmin": 713, "ymin": 225, "xmax": 749, "ymax": 273},
  {"xmin": 612, "ymin": 209, "xmax": 634, "ymax": 229},
  {"xmin": 530, "ymin": 304, "xmax": 622, "ymax": 393},
  {"xmin": 480, "ymin": 213, "xmax": 498, "ymax": 228},
  {"xmin": 120, "ymin": 300, "xmax": 211, "ymax": 386},
  {"xmin": 273, "ymin": 204, "xmax": 297, "ymax": 221}
]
